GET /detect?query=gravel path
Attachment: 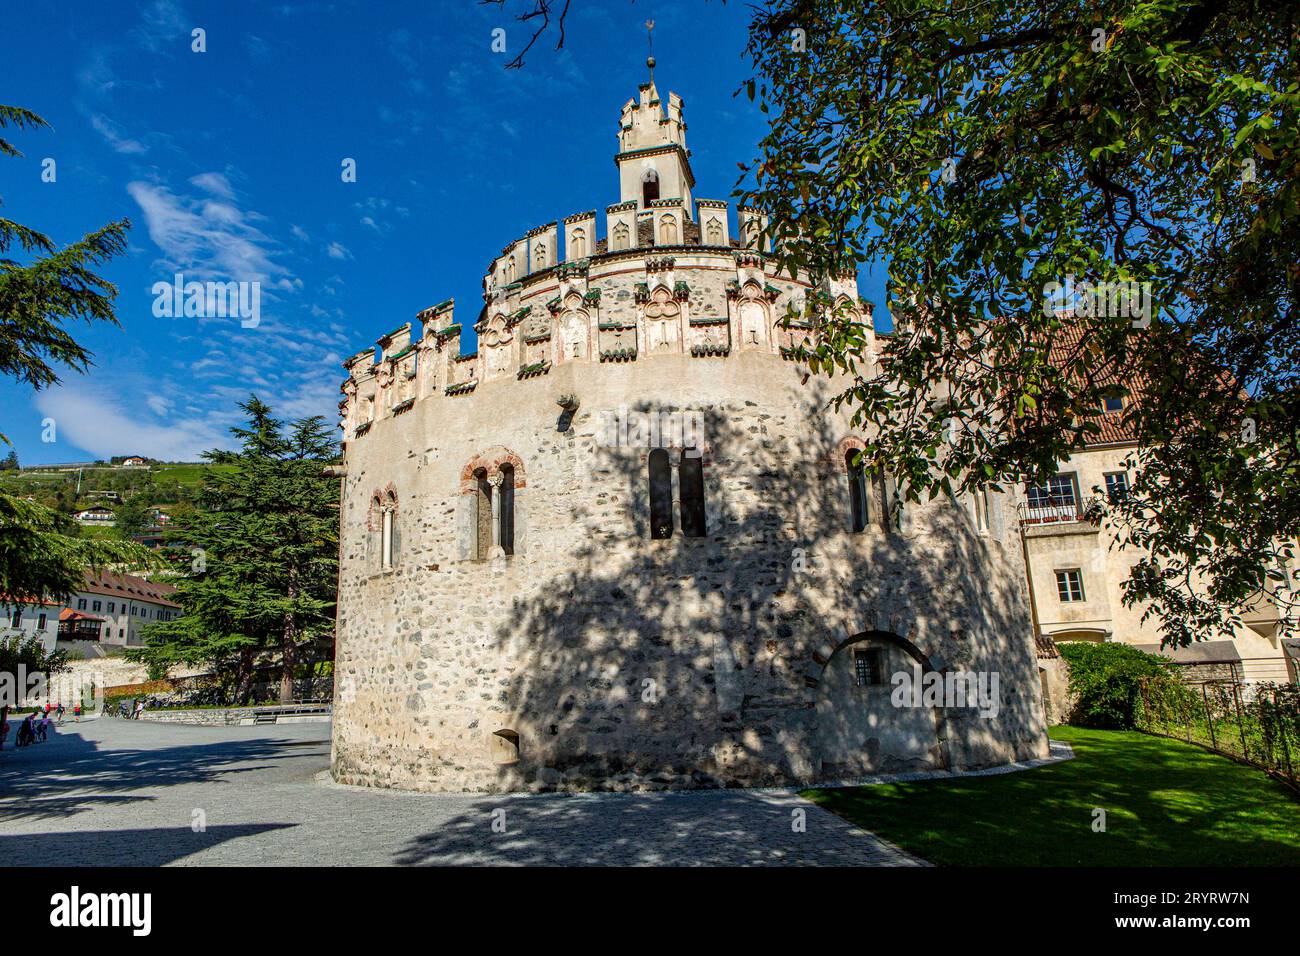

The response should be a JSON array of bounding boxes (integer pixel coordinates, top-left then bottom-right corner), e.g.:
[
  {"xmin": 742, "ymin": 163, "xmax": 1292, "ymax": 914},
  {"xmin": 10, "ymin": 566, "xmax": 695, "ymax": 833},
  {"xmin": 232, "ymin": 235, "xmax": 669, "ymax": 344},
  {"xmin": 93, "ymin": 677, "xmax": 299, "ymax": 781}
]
[{"xmin": 0, "ymin": 717, "xmax": 924, "ymax": 866}]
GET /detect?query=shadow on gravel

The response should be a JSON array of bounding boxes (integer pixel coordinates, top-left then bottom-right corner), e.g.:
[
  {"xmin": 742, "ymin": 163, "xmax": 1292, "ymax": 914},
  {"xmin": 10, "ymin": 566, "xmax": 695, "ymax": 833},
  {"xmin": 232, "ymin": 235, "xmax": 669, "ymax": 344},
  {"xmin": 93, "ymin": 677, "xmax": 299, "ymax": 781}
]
[
  {"xmin": 0, "ymin": 725, "xmax": 328, "ymax": 823},
  {"xmin": 0, "ymin": 824, "xmax": 297, "ymax": 866},
  {"xmin": 392, "ymin": 790, "xmax": 918, "ymax": 867}
]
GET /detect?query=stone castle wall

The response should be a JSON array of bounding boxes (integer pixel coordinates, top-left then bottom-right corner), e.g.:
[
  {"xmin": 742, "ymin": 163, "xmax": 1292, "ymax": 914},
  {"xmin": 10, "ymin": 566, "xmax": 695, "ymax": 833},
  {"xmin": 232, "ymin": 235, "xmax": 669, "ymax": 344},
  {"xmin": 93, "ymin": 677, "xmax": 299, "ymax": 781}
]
[{"xmin": 332, "ymin": 278, "xmax": 1051, "ymax": 790}]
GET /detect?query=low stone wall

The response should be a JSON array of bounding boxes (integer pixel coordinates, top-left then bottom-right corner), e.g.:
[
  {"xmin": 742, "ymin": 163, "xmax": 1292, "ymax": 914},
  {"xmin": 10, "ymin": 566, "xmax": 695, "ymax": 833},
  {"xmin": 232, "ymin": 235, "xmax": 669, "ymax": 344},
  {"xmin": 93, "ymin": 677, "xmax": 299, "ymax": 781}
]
[{"xmin": 138, "ymin": 705, "xmax": 331, "ymax": 726}]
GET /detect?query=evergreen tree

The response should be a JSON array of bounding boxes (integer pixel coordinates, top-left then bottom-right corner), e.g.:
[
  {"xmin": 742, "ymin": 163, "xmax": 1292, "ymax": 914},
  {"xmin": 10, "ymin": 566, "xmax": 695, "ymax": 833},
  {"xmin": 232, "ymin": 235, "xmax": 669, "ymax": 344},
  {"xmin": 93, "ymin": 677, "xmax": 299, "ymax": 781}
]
[
  {"xmin": 132, "ymin": 397, "xmax": 339, "ymax": 704},
  {"xmin": 0, "ymin": 105, "xmax": 130, "ymax": 444},
  {"xmin": 114, "ymin": 493, "xmax": 154, "ymax": 540},
  {"xmin": 0, "ymin": 103, "xmax": 153, "ymax": 599}
]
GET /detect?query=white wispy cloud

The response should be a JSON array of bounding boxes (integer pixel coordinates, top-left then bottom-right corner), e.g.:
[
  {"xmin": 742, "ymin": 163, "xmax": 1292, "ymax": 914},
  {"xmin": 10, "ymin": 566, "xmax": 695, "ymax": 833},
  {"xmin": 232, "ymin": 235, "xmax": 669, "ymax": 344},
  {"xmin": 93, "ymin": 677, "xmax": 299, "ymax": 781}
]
[
  {"xmin": 326, "ymin": 241, "xmax": 352, "ymax": 260},
  {"xmin": 127, "ymin": 178, "xmax": 293, "ymax": 287},
  {"xmin": 189, "ymin": 171, "xmax": 236, "ymax": 200},
  {"xmin": 90, "ymin": 114, "xmax": 148, "ymax": 154},
  {"xmin": 131, "ymin": 0, "xmax": 188, "ymax": 54},
  {"xmin": 35, "ymin": 383, "xmax": 231, "ymax": 462}
]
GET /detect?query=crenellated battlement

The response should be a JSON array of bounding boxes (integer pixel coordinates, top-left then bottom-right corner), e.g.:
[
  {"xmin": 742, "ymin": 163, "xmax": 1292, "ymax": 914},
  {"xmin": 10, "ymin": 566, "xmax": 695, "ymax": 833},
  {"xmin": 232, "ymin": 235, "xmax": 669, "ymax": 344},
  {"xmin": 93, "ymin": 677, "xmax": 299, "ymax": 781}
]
[
  {"xmin": 338, "ymin": 74, "xmax": 875, "ymax": 443},
  {"xmin": 339, "ymin": 237, "xmax": 875, "ymax": 443}
]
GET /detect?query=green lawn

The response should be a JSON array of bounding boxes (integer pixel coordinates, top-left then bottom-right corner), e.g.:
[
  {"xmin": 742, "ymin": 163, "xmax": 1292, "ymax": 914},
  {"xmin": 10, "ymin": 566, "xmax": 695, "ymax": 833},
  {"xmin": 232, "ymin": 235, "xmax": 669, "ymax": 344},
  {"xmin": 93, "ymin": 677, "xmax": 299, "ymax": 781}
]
[{"xmin": 802, "ymin": 726, "xmax": 1300, "ymax": 866}]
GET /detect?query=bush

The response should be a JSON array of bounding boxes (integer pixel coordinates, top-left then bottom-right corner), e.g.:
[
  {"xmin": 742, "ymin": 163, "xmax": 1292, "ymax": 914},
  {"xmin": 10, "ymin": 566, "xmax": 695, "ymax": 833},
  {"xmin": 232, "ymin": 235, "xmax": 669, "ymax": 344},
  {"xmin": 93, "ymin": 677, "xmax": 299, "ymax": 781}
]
[{"xmin": 1057, "ymin": 641, "xmax": 1187, "ymax": 729}]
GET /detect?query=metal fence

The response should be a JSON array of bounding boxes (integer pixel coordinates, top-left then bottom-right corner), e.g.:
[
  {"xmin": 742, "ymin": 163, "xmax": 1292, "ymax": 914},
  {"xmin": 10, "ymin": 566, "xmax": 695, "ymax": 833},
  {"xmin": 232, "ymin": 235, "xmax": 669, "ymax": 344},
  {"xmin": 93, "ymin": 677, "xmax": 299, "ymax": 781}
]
[{"xmin": 1135, "ymin": 673, "xmax": 1299, "ymax": 791}]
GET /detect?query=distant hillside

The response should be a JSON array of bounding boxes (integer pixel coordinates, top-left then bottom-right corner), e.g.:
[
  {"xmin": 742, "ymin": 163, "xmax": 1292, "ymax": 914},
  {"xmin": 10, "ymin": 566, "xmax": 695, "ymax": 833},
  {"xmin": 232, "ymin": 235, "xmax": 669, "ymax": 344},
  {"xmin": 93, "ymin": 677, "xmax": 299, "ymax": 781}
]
[{"xmin": 0, "ymin": 460, "xmax": 236, "ymax": 513}]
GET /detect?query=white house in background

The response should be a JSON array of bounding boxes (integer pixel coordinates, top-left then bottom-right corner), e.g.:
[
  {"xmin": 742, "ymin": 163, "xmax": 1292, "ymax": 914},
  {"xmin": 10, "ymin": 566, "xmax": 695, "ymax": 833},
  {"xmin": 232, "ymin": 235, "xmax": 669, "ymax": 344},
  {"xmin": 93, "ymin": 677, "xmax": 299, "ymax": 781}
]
[
  {"xmin": 1, "ymin": 597, "xmax": 63, "ymax": 654},
  {"xmin": 67, "ymin": 570, "xmax": 180, "ymax": 650},
  {"xmin": 121, "ymin": 456, "xmax": 148, "ymax": 468},
  {"xmin": 74, "ymin": 506, "xmax": 116, "ymax": 525}
]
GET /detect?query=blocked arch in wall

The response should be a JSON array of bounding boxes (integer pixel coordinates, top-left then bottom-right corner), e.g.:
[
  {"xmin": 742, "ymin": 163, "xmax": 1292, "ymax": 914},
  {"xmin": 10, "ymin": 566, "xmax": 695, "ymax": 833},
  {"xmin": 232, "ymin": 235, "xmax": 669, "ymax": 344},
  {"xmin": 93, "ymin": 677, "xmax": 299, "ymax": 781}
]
[
  {"xmin": 734, "ymin": 280, "xmax": 773, "ymax": 349},
  {"xmin": 809, "ymin": 627, "xmax": 948, "ymax": 776},
  {"xmin": 806, "ymin": 627, "xmax": 937, "ymax": 687}
]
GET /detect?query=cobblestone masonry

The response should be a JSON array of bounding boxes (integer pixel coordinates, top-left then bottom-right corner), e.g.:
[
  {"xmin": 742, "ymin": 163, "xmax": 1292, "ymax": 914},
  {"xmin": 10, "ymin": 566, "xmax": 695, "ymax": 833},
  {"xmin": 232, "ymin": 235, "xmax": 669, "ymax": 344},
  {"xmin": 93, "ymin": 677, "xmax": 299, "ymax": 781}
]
[{"xmin": 332, "ymin": 79, "xmax": 1051, "ymax": 794}]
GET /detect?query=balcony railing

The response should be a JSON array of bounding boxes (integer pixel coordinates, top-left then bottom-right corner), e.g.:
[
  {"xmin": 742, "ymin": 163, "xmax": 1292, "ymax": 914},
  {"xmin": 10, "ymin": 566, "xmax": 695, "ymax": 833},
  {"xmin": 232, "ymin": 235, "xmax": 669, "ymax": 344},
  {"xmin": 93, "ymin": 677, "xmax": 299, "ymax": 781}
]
[{"xmin": 1018, "ymin": 502, "xmax": 1087, "ymax": 526}]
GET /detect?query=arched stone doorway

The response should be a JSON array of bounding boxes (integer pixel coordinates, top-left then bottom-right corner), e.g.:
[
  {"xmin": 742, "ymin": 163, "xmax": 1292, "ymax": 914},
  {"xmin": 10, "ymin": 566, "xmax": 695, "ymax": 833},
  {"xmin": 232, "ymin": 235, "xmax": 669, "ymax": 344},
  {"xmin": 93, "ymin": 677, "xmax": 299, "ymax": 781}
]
[{"xmin": 812, "ymin": 630, "xmax": 944, "ymax": 779}]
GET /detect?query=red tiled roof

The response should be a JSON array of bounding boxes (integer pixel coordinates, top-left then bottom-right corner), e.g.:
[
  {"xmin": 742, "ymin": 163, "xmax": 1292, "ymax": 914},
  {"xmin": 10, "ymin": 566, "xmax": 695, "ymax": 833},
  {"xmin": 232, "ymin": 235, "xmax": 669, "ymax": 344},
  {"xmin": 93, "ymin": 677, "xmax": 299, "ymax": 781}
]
[
  {"xmin": 79, "ymin": 571, "xmax": 180, "ymax": 609},
  {"xmin": 1, "ymin": 594, "xmax": 64, "ymax": 607},
  {"xmin": 60, "ymin": 608, "xmax": 105, "ymax": 623},
  {"xmin": 1042, "ymin": 317, "xmax": 1243, "ymax": 449},
  {"xmin": 1044, "ymin": 322, "xmax": 1141, "ymax": 447}
]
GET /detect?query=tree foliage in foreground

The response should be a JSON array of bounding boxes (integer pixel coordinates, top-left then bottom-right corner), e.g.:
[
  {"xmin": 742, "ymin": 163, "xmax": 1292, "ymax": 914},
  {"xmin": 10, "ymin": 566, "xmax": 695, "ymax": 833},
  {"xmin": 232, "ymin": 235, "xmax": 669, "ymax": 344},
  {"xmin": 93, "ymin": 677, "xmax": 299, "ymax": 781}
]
[
  {"xmin": 0, "ymin": 104, "xmax": 155, "ymax": 599},
  {"xmin": 0, "ymin": 105, "xmax": 131, "ymax": 432},
  {"xmin": 130, "ymin": 398, "xmax": 340, "ymax": 704},
  {"xmin": 740, "ymin": 0, "xmax": 1299, "ymax": 645}
]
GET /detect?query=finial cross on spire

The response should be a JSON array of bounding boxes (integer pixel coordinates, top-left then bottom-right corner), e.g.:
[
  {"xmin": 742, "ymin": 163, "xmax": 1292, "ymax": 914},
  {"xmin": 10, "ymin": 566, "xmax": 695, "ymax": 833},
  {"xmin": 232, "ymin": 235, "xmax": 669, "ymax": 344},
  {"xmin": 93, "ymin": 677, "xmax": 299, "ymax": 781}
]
[{"xmin": 645, "ymin": 19, "xmax": 656, "ymax": 79}]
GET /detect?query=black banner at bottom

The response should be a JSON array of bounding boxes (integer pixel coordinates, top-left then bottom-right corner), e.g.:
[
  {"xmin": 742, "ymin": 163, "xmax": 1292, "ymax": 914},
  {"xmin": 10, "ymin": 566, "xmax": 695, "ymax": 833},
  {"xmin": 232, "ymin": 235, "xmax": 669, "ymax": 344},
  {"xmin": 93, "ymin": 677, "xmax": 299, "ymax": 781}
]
[{"xmin": 7, "ymin": 866, "xmax": 1282, "ymax": 941}]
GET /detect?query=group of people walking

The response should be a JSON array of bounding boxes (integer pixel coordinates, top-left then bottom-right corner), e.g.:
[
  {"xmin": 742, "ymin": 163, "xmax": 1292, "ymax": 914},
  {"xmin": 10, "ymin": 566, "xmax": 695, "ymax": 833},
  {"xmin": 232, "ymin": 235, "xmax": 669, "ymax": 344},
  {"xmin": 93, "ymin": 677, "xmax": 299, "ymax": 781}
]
[{"xmin": 1, "ymin": 701, "xmax": 79, "ymax": 749}]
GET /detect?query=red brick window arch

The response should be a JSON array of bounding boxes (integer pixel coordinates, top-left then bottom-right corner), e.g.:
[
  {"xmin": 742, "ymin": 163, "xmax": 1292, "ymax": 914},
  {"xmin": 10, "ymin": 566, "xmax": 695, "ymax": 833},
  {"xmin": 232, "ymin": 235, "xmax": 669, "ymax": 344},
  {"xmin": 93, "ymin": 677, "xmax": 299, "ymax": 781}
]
[
  {"xmin": 459, "ymin": 449, "xmax": 526, "ymax": 560},
  {"xmin": 369, "ymin": 486, "xmax": 399, "ymax": 569}
]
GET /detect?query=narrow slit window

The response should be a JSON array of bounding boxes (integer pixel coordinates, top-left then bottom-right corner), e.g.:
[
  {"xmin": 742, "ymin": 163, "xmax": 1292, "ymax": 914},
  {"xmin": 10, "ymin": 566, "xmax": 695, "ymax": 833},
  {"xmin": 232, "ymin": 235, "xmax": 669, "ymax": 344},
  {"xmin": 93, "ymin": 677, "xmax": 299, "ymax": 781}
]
[
  {"xmin": 679, "ymin": 455, "xmax": 706, "ymax": 538},
  {"xmin": 648, "ymin": 449, "xmax": 673, "ymax": 539},
  {"xmin": 499, "ymin": 464, "xmax": 515, "ymax": 556},
  {"xmin": 847, "ymin": 450, "xmax": 868, "ymax": 533}
]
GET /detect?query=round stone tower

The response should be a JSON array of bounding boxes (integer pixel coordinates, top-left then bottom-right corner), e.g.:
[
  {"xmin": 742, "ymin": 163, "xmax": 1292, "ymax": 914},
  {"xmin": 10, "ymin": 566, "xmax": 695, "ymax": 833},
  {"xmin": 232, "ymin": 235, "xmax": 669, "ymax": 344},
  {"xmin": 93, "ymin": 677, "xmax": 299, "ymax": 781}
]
[{"xmin": 330, "ymin": 74, "xmax": 1050, "ymax": 792}]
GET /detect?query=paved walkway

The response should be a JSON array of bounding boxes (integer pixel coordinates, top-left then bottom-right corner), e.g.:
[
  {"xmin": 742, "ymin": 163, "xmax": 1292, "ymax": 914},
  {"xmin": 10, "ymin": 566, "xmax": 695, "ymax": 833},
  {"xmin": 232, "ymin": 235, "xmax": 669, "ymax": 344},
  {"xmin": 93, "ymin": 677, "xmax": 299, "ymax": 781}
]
[{"xmin": 0, "ymin": 718, "xmax": 923, "ymax": 866}]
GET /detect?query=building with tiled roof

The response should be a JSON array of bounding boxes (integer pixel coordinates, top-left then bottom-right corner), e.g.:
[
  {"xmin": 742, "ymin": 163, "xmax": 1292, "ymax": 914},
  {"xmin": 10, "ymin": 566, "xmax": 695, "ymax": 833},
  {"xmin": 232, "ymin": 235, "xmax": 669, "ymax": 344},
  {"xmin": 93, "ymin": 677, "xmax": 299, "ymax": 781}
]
[
  {"xmin": 1021, "ymin": 321, "xmax": 1289, "ymax": 685},
  {"xmin": 1, "ymin": 595, "xmax": 64, "ymax": 655},
  {"xmin": 64, "ymin": 571, "xmax": 180, "ymax": 655}
]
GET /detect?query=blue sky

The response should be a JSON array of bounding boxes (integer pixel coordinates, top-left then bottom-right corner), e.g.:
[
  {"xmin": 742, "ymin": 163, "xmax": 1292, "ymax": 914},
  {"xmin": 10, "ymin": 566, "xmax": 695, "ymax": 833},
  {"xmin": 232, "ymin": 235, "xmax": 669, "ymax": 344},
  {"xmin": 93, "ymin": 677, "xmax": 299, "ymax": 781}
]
[{"xmin": 2, "ymin": 0, "xmax": 885, "ymax": 466}]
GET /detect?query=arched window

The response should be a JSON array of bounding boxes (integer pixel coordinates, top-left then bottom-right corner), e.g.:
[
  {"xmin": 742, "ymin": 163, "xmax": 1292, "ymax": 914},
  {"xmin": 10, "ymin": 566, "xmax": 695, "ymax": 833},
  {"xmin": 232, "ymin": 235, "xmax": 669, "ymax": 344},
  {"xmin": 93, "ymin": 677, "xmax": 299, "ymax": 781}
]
[
  {"xmin": 973, "ymin": 488, "xmax": 990, "ymax": 535},
  {"xmin": 373, "ymin": 491, "xmax": 398, "ymax": 569},
  {"xmin": 570, "ymin": 228, "xmax": 586, "ymax": 259},
  {"xmin": 381, "ymin": 506, "xmax": 395, "ymax": 568},
  {"xmin": 846, "ymin": 451, "xmax": 868, "ymax": 533},
  {"xmin": 679, "ymin": 455, "xmax": 706, "ymax": 537},
  {"xmin": 533, "ymin": 243, "xmax": 547, "ymax": 271},
  {"xmin": 648, "ymin": 449, "xmax": 673, "ymax": 540},
  {"xmin": 612, "ymin": 222, "xmax": 629, "ymax": 251},
  {"xmin": 642, "ymin": 169, "xmax": 660, "ymax": 206},
  {"xmin": 873, "ymin": 471, "xmax": 892, "ymax": 533},
  {"xmin": 499, "ymin": 464, "xmax": 515, "ymax": 555},
  {"xmin": 706, "ymin": 217, "xmax": 723, "ymax": 245},
  {"xmin": 505, "ymin": 256, "xmax": 516, "ymax": 282},
  {"xmin": 474, "ymin": 467, "xmax": 492, "ymax": 561},
  {"xmin": 659, "ymin": 215, "xmax": 678, "ymax": 245}
]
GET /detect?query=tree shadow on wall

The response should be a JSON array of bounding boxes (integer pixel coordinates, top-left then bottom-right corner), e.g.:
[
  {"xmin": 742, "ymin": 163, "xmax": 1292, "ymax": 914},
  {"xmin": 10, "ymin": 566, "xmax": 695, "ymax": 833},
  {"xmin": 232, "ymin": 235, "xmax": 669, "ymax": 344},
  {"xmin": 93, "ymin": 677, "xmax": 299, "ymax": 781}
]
[{"xmin": 482, "ymin": 368, "xmax": 1040, "ymax": 789}]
